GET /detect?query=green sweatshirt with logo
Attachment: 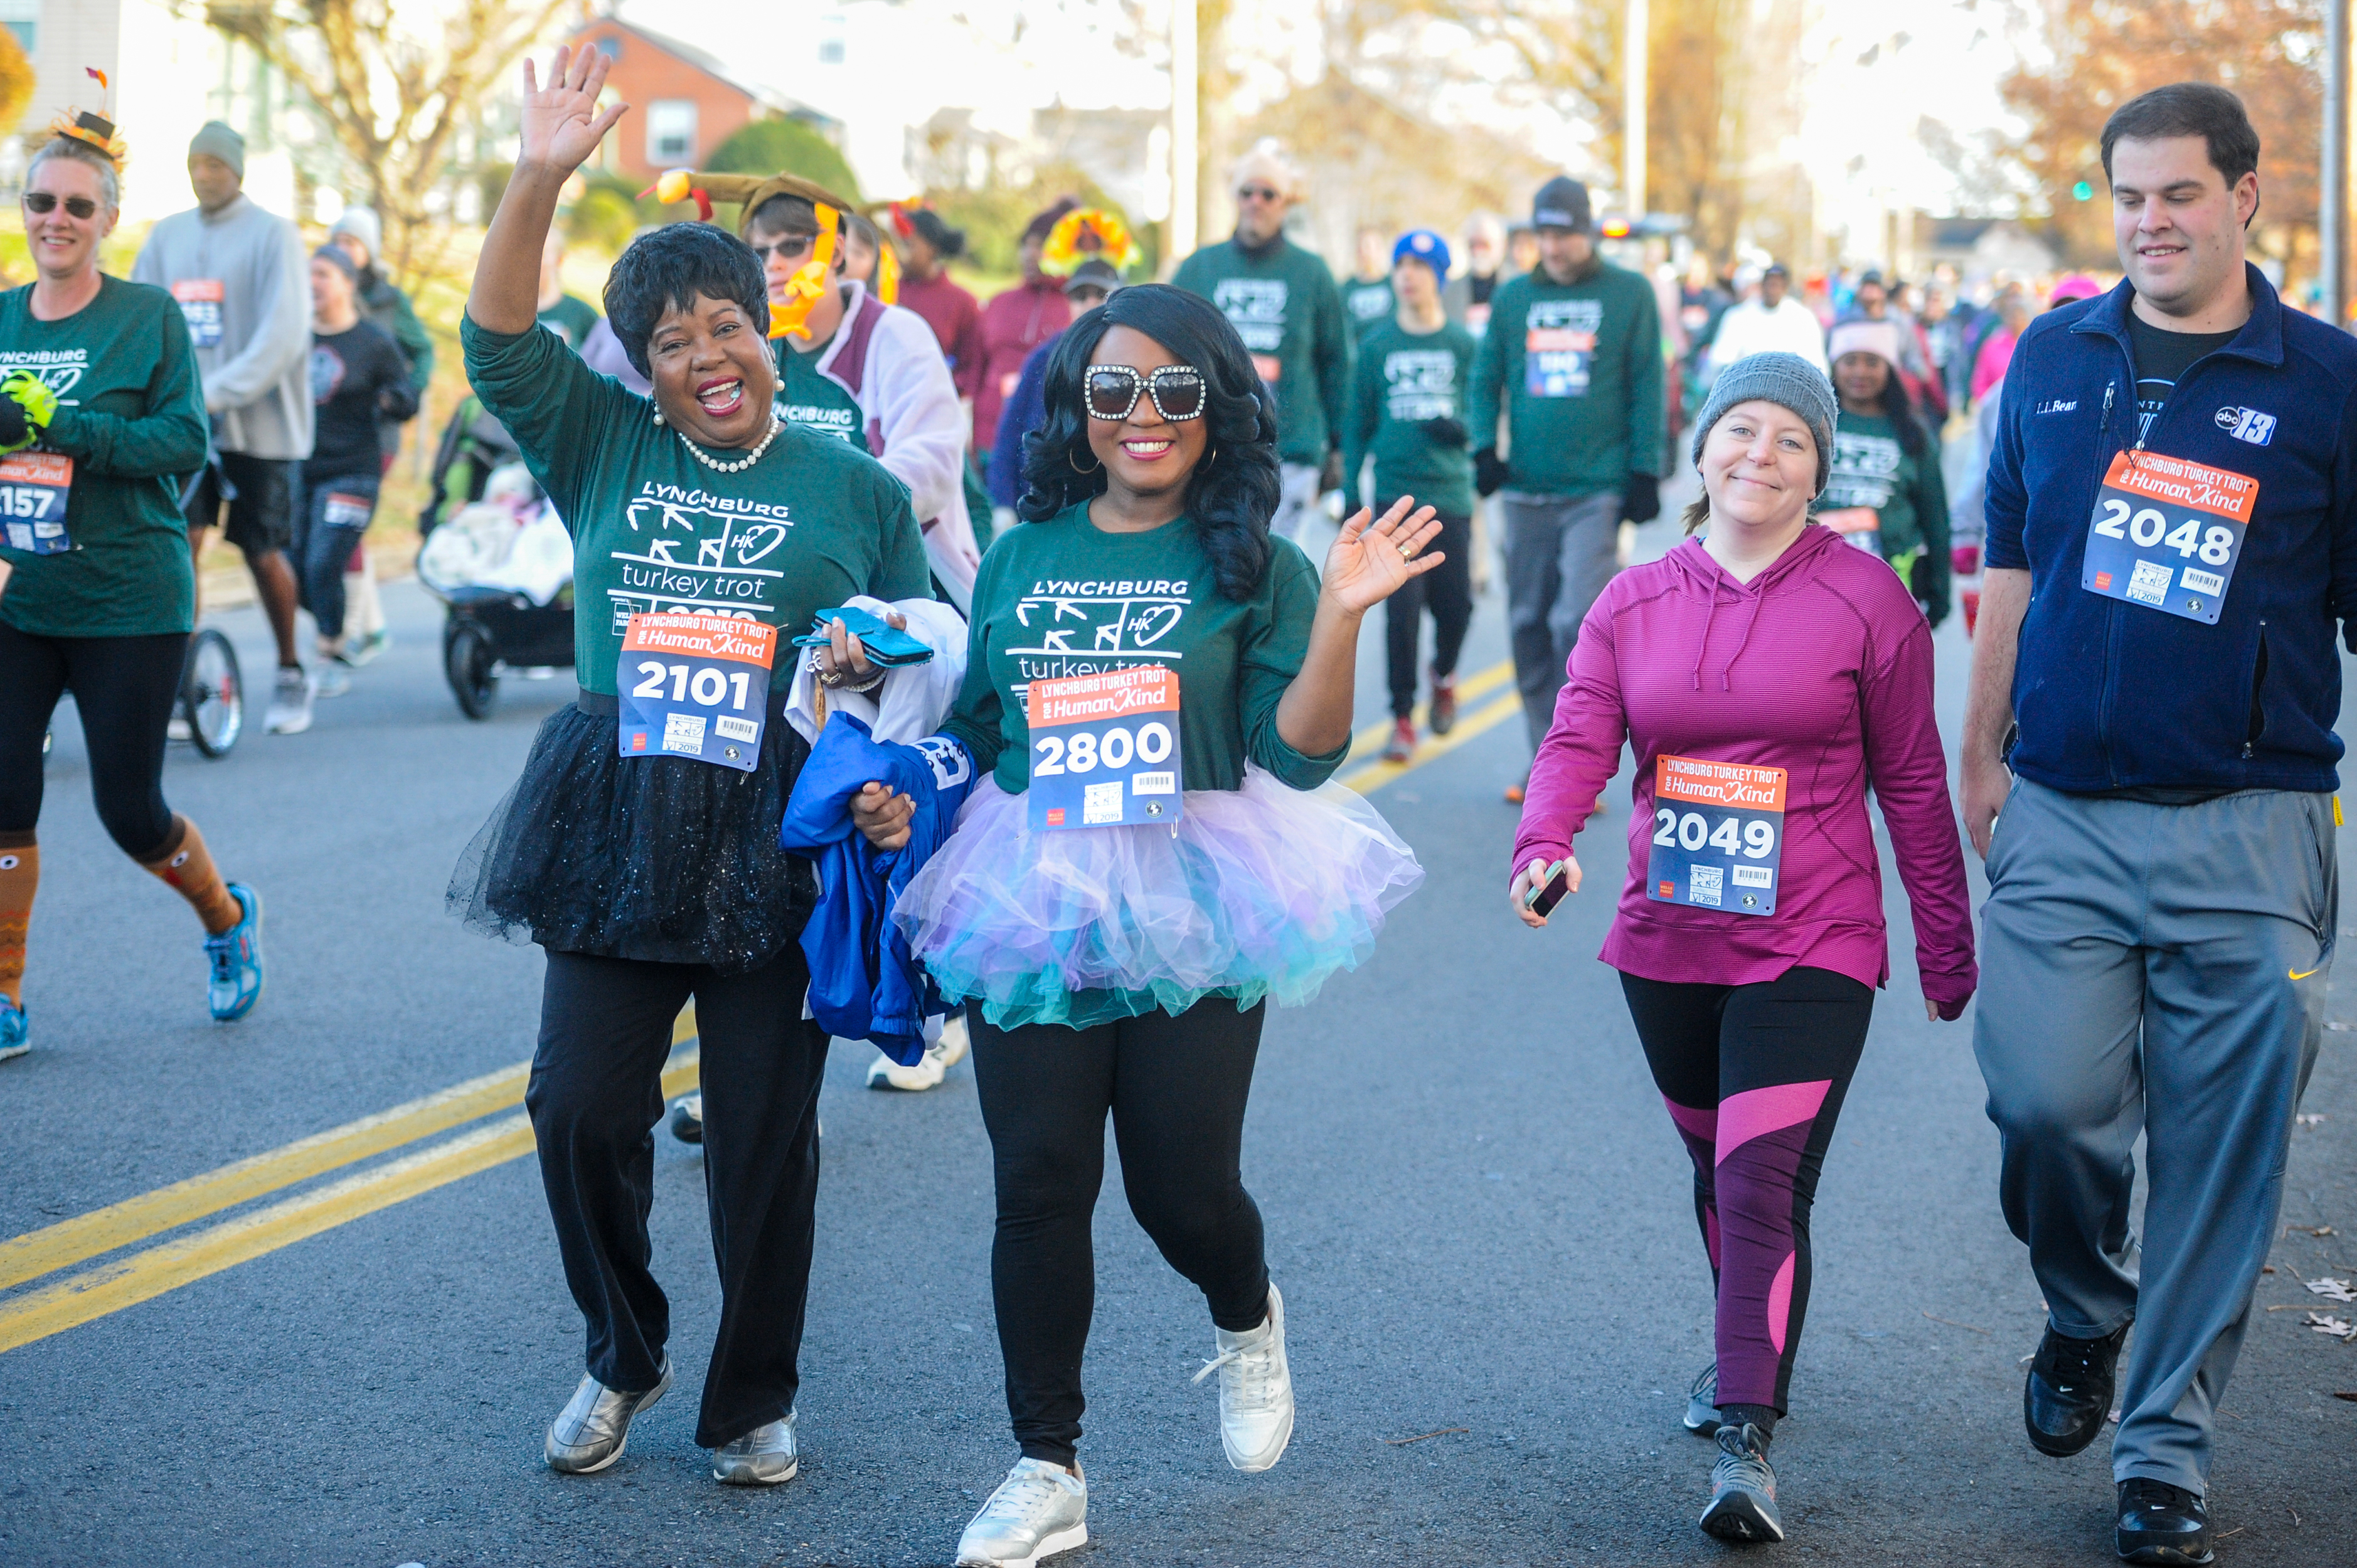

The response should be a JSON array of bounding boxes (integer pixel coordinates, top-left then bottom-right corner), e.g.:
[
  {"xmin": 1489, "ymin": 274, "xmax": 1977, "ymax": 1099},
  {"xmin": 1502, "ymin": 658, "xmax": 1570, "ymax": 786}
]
[
  {"xmin": 1171, "ymin": 236, "xmax": 1351, "ymax": 467},
  {"xmin": 461, "ymin": 317, "xmax": 929, "ymax": 694},
  {"xmin": 1344, "ymin": 318, "xmax": 1478, "ymax": 517},
  {"xmin": 0, "ymin": 275, "xmax": 206, "ymax": 638},
  {"xmin": 1466, "ymin": 258, "xmax": 1664, "ymax": 498},
  {"xmin": 944, "ymin": 501, "xmax": 1346, "ymax": 795},
  {"xmin": 1809, "ymin": 406, "xmax": 1952, "ymax": 624}
]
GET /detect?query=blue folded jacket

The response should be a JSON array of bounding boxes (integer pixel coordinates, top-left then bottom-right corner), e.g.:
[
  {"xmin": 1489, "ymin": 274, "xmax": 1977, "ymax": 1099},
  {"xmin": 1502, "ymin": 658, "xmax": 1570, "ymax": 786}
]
[{"xmin": 780, "ymin": 714, "xmax": 974, "ymax": 1063}]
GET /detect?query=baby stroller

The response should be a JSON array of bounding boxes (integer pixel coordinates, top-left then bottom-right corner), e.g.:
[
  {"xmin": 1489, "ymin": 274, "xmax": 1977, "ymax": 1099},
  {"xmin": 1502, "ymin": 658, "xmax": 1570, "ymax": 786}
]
[{"xmin": 415, "ymin": 460, "xmax": 575, "ymax": 719}]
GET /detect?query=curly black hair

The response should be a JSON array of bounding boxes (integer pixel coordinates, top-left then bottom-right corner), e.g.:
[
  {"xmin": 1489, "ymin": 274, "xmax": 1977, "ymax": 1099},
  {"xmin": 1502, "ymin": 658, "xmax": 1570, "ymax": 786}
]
[
  {"xmin": 1018, "ymin": 283, "xmax": 1281, "ymax": 601},
  {"xmin": 602, "ymin": 222, "xmax": 769, "ymax": 378}
]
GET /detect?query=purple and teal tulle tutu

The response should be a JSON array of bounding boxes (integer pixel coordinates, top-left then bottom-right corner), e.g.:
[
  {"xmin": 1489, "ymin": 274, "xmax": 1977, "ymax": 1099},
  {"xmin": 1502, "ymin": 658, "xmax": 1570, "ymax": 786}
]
[{"xmin": 892, "ymin": 765, "xmax": 1424, "ymax": 1029}]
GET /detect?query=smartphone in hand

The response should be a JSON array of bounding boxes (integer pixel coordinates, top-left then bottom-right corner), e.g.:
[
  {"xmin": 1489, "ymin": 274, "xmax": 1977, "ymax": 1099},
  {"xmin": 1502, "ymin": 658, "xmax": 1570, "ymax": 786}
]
[{"xmin": 1524, "ymin": 859, "xmax": 1573, "ymax": 918}]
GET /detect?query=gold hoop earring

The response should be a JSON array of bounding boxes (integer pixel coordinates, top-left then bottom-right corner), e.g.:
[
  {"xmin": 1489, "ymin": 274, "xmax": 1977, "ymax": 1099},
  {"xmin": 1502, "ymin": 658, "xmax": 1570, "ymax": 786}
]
[{"xmin": 1070, "ymin": 448, "xmax": 1100, "ymax": 474}]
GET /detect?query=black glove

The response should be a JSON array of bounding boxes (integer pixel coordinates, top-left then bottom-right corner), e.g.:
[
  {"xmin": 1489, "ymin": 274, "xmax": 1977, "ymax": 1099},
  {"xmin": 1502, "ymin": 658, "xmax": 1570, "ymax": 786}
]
[
  {"xmin": 0, "ymin": 396, "xmax": 26, "ymax": 453},
  {"xmin": 1621, "ymin": 472, "xmax": 1661, "ymax": 524},
  {"xmin": 1422, "ymin": 416, "xmax": 1468, "ymax": 449},
  {"xmin": 1474, "ymin": 447, "xmax": 1509, "ymax": 498},
  {"xmin": 1319, "ymin": 448, "xmax": 1345, "ymax": 496}
]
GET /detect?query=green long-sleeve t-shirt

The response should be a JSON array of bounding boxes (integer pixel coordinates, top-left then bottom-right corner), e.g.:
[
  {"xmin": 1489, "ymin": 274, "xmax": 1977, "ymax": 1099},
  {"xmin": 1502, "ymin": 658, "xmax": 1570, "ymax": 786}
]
[
  {"xmin": 944, "ymin": 501, "xmax": 1347, "ymax": 796},
  {"xmin": 460, "ymin": 317, "xmax": 930, "ymax": 694},
  {"xmin": 0, "ymin": 275, "xmax": 206, "ymax": 638},
  {"xmin": 1809, "ymin": 406, "xmax": 1952, "ymax": 623},
  {"xmin": 1466, "ymin": 260, "xmax": 1664, "ymax": 498},
  {"xmin": 1171, "ymin": 236, "xmax": 1351, "ymax": 467},
  {"xmin": 1344, "ymin": 318, "xmax": 1477, "ymax": 517}
]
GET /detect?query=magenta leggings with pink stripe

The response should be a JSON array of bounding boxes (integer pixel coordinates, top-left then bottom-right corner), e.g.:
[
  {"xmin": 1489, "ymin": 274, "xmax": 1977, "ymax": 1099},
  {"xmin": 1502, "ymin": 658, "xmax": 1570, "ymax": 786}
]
[{"xmin": 1620, "ymin": 967, "xmax": 1873, "ymax": 1414}]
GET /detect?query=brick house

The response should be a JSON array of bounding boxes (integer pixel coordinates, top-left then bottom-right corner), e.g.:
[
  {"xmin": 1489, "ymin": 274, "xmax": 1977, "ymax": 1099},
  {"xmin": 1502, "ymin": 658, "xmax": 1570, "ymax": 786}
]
[{"xmin": 573, "ymin": 15, "xmax": 834, "ymax": 183}]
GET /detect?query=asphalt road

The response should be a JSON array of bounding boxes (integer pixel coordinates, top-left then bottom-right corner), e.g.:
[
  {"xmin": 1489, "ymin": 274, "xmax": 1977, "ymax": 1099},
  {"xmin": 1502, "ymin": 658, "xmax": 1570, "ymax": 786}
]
[{"xmin": 4, "ymin": 520, "xmax": 2356, "ymax": 1568}]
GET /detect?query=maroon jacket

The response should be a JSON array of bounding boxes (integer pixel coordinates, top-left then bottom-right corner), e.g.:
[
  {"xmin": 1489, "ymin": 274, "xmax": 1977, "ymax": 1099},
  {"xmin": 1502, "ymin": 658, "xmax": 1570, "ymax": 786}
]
[{"xmin": 973, "ymin": 277, "xmax": 1070, "ymax": 452}]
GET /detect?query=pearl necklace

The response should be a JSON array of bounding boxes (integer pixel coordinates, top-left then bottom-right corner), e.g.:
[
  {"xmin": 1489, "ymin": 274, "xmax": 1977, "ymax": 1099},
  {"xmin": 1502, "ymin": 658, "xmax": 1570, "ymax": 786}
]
[{"xmin": 676, "ymin": 416, "xmax": 784, "ymax": 475}]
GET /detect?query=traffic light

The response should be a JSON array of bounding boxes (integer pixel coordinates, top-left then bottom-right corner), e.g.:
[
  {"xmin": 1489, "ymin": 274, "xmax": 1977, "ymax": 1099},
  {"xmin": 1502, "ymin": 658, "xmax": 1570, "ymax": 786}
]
[{"xmin": 2072, "ymin": 180, "xmax": 2094, "ymax": 201}]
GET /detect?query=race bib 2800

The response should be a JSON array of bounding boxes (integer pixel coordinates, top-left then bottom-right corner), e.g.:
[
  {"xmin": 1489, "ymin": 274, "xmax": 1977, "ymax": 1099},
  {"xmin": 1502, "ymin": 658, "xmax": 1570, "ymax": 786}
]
[
  {"xmin": 2080, "ymin": 450, "xmax": 2257, "ymax": 625},
  {"xmin": 1026, "ymin": 665, "xmax": 1183, "ymax": 830}
]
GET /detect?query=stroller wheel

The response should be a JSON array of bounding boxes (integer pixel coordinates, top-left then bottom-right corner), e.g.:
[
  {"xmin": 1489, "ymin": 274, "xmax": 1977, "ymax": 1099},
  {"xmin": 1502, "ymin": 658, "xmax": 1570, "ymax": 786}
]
[{"xmin": 445, "ymin": 621, "xmax": 499, "ymax": 719}]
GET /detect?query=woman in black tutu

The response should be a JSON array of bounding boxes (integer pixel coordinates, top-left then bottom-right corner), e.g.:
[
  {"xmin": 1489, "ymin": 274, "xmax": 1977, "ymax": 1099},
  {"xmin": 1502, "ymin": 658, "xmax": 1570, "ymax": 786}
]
[{"xmin": 452, "ymin": 46, "xmax": 929, "ymax": 1484}]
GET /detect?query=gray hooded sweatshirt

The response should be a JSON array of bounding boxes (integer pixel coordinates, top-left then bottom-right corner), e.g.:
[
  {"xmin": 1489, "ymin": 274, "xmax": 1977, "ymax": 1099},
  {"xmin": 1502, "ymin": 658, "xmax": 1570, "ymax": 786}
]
[{"xmin": 132, "ymin": 193, "xmax": 314, "ymax": 460}]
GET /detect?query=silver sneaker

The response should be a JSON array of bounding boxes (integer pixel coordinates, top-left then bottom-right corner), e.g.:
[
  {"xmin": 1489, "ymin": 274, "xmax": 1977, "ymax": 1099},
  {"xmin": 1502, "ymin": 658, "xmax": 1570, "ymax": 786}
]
[
  {"xmin": 1700, "ymin": 1421, "xmax": 1784, "ymax": 1542},
  {"xmin": 1683, "ymin": 1361, "xmax": 1720, "ymax": 1434},
  {"xmin": 263, "ymin": 668, "xmax": 316, "ymax": 734},
  {"xmin": 955, "ymin": 1458, "xmax": 1088, "ymax": 1567},
  {"xmin": 545, "ymin": 1357, "xmax": 671, "ymax": 1474},
  {"xmin": 711, "ymin": 1411, "xmax": 797, "ymax": 1485},
  {"xmin": 1192, "ymin": 1279, "xmax": 1294, "ymax": 1472}
]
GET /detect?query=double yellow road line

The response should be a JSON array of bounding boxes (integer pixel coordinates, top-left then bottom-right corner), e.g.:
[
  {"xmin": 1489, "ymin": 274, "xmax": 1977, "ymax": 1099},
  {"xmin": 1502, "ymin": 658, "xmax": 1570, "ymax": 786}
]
[
  {"xmin": 0, "ymin": 659, "xmax": 1526, "ymax": 1357},
  {"xmin": 0, "ymin": 1013, "xmax": 701, "ymax": 1355}
]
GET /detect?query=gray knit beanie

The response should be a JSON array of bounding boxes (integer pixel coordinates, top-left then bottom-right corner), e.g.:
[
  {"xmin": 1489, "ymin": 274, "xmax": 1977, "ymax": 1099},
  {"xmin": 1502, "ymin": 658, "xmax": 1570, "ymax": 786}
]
[
  {"xmin": 1689, "ymin": 351, "xmax": 1838, "ymax": 494},
  {"xmin": 188, "ymin": 120, "xmax": 245, "ymax": 180}
]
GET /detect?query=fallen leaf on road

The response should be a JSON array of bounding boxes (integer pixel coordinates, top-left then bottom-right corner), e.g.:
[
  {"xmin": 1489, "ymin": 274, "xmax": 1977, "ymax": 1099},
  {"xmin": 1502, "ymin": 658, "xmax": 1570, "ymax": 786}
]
[
  {"xmin": 1382, "ymin": 1427, "xmax": 1469, "ymax": 1446},
  {"xmin": 2306, "ymin": 1277, "xmax": 2357, "ymax": 1302},
  {"xmin": 2334, "ymin": 1391, "xmax": 2357, "ymax": 1402},
  {"xmin": 1922, "ymin": 1311, "xmax": 1993, "ymax": 1335},
  {"xmin": 2304, "ymin": 1312, "xmax": 2357, "ymax": 1340}
]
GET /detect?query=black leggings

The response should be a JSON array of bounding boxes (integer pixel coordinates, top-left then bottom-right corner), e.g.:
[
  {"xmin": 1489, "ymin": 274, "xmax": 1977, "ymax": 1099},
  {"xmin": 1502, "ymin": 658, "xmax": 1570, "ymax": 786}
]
[
  {"xmin": 1383, "ymin": 504, "xmax": 1474, "ymax": 716},
  {"xmin": 0, "ymin": 623, "xmax": 185, "ymax": 857},
  {"xmin": 527, "ymin": 946, "xmax": 830, "ymax": 1449},
  {"xmin": 1620, "ymin": 966, "xmax": 1872, "ymax": 1416},
  {"xmin": 972, "ymin": 997, "xmax": 1272, "ymax": 1466}
]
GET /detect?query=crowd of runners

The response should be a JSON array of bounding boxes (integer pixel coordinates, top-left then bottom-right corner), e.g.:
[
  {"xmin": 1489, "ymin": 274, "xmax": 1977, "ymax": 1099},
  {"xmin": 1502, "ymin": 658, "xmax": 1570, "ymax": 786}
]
[{"xmin": 1, "ymin": 51, "xmax": 2347, "ymax": 1568}]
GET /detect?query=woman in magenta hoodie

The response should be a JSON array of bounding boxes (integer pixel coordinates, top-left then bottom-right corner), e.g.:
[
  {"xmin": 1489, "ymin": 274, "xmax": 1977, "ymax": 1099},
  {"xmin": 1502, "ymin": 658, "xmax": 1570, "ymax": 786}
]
[{"xmin": 1508, "ymin": 352, "xmax": 1975, "ymax": 1547}]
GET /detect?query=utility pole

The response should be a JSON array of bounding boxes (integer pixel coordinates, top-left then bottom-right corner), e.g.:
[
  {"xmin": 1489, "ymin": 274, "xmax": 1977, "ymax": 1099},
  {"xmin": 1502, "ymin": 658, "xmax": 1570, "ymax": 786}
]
[
  {"xmin": 1171, "ymin": 0, "xmax": 1198, "ymax": 269},
  {"xmin": 2326, "ymin": 0, "xmax": 2350, "ymax": 329},
  {"xmin": 1624, "ymin": 0, "xmax": 1649, "ymax": 218}
]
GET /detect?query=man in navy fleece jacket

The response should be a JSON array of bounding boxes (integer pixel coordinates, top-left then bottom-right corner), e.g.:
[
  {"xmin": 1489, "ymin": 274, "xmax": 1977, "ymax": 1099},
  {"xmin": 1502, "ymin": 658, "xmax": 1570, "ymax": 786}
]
[{"xmin": 1960, "ymin": 82, "xmax": 2357, "ymax": 1566}]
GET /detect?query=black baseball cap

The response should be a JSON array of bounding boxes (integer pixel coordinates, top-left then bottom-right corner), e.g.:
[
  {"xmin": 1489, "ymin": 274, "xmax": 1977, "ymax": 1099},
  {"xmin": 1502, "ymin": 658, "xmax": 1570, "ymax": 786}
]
[
  {"xmin": 1063, "ymin": 258, "xmax": 1122, "ymax": 296},
  {"xmin": 1531, "ymin": 176, "xmax": 1594, "ymax": 235}
]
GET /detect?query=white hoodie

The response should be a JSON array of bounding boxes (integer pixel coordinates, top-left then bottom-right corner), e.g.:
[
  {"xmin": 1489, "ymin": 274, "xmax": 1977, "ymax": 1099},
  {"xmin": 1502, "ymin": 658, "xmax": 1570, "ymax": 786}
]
[{"xmin": 811, "ymin": 280, "xmax": 982, "ymax": 610}]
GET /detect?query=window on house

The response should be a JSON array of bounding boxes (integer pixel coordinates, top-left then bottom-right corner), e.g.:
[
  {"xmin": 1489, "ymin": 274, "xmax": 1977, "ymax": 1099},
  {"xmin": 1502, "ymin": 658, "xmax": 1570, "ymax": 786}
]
[
  {"xmin": 646, "ymin": 100, "xmax": 698, "ymax": 166},
  {"xmin": 0, "ymin": 0, "xmax": 35, "ymax": 53},
  {"xmin": 595, "ymin": 36, "xmax": 620, "ymax": 60}
]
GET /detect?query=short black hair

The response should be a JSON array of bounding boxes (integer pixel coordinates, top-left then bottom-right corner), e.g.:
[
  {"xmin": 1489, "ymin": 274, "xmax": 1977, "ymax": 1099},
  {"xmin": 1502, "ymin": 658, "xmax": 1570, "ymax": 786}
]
[
  {"xmin": 747, "ymin": 193, "xmax": 824, "ymax": 240},
  {"xmin": 2101, "ymin": 82, "xmax": 2260, "ymax": 188},
  {"xmin": 602, "ymin": 223, "xmax": 769, "ymax": 378}
]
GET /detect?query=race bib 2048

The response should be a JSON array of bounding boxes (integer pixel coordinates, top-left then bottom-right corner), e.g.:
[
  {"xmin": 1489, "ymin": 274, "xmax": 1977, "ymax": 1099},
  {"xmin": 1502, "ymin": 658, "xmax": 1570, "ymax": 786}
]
[
  {"xmin": 1646, "ymin": 755, "xmax": 1786, "ymax": 917},
  {"xmin": 1026, "ymin": 665, "xmax": 1184, "ymax": 830},
  {"xmin": 2080, "ymin": 450, "xmax": 2257, "ymax": 625}
]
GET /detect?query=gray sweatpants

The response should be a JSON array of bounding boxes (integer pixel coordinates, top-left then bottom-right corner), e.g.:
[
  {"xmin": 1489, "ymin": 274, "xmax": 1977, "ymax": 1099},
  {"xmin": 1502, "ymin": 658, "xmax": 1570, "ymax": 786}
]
[
  {"xmin": 1974, "ymin": 778, "xmax": 2333, "ymax": 1493},
  {"xmin": 1503, "ymin": 490, "xmax": 1622, "ymax": 752}
]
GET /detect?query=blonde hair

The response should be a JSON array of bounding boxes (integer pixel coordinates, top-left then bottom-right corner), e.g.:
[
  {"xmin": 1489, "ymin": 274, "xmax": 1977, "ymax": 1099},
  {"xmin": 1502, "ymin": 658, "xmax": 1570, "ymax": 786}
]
[{"xmin": 28, "ymin": 134, "xmax": 120, "ymax": 211}]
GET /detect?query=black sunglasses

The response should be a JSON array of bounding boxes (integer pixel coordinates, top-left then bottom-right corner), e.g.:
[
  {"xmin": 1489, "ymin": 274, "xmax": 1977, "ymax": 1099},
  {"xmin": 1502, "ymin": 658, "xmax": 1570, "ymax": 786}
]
[
  {"xmin": 24, "ymin": 192, "xmax": 98, "ymax": 220},
  {"xmin": 748, "ymin": 233, "xmax": 817, "ymax": 265},
  {"xmin": 1084, "ymin": 364, "xmax": 1207, "ymax": 423},
  {"xmin": 1235, "ymin": 184, "xmax": 1284, "ymax": 204}
]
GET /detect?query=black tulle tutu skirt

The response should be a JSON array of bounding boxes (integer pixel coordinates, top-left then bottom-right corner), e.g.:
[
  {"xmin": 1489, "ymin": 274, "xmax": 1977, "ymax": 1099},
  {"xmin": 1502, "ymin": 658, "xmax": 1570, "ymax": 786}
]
[{"xmin": 447, "ymin": 702, "xmax": 817, "ymax": 972}]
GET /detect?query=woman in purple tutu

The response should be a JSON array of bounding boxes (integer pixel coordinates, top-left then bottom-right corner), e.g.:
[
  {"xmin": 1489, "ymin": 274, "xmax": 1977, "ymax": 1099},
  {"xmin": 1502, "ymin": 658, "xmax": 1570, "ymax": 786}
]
[{"xmin": 860, "ymin": 283, "xmax": 1432, "ymax": 1567}]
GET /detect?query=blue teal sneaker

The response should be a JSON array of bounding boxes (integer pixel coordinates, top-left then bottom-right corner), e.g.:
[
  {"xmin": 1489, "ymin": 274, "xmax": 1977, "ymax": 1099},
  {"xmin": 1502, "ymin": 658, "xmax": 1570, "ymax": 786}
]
[
  {"xmin": 204, "ymin": 884, "xmax": 264, "ymax": 1021},
  {"xmin": 0, "ymin": 995, "xmax": 26, "ymax": 1061}
]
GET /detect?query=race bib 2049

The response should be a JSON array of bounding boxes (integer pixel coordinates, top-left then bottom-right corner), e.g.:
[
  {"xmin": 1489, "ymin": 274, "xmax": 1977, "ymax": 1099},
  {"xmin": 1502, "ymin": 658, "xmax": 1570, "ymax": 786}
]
[
  {"xmin": 2080, "ymin": 450, "xmax": 2257, "ymax": 625},
  {"xmin": 618, "ymin": 612, "xmax": 777, "ymax": 771},
  {"xmin": 1025, "ymin": 665, "xmax": 1184, "ymax": 830},
  {"xmin": 1646, "ymin": 755, "xmax": 1785, "ymax": 917},
  {"xmin": 0, "ymin": 451, "xmax": 72, "ymax": 554}
]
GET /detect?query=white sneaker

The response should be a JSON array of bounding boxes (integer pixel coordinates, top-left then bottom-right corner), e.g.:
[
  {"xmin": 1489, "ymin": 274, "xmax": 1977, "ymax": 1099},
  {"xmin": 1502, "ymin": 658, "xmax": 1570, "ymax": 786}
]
[
  {"xmin": 955, "ymin": 1458, "xmax": 1087, "ymax": 1567},
  {"xmin": 166, "ymin": 716, "xmax": 192, "ymax": 743},
  {"xmin": 866, "ymin": 1016, "xmax": 966, "ymax": 1091},
  {"xmin": 263, "ymin": 668, "xmax": 316, "ymax": 734},
  {"xmin": 1191, "ymin": 1279, "xmax": 1294, "ymax": 1471},
  {"xmin": 314, "ymin": 663, "xmax": 351, "ymax": 699}
]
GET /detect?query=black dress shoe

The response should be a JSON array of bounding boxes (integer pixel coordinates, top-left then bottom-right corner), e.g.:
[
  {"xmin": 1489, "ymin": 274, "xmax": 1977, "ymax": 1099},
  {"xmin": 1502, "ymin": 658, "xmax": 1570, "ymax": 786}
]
[
  {"xmin": 2025, "ymin": 1321, "xmax": 2129, "ymax": 1456},
  {"xmin": 2117, "ymin": 1477, "xmax": 2213, "ymax": 1564}
]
